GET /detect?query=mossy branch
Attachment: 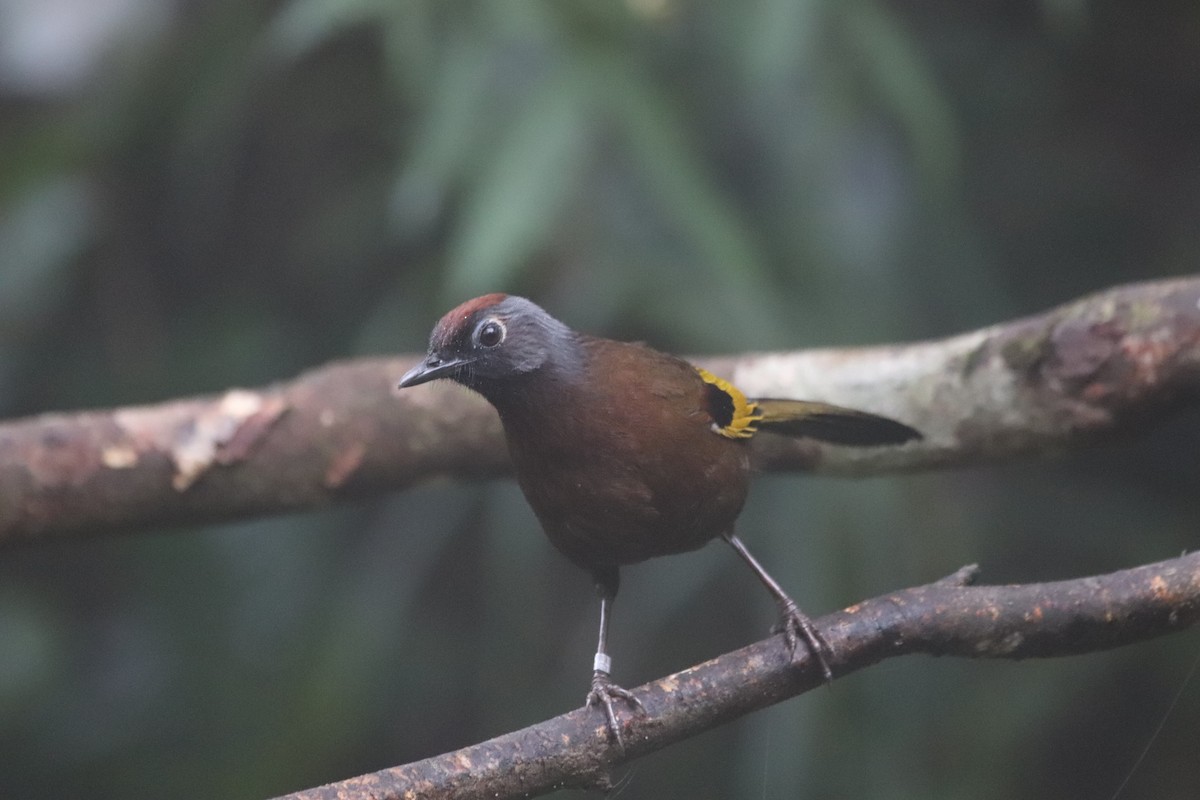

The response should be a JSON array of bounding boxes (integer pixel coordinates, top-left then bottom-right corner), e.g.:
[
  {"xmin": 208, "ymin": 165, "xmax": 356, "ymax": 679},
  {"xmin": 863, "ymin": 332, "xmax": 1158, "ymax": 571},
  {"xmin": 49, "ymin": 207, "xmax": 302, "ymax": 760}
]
[{"xmin": 2, "ymin": 276, "xmax": 1199, "ymax": 544}]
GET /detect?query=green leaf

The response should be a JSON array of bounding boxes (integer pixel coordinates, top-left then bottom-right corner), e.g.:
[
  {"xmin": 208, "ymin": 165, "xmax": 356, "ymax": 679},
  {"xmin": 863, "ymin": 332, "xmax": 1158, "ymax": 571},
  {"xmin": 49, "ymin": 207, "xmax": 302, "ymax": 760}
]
[
  {"xmin": 443, "ymin": 70, "xmax": 589, "ymax": 298},
  {"xmin": 593, "ymin": 55, "xmax": 788, "ymax": 342},
  {"xmin": 265, "ymin": 0, "xmax": 392, "ymax": 62},
  {"xmin": 842, "ymin": 0, "xmax": 961, "ymax": 197}
]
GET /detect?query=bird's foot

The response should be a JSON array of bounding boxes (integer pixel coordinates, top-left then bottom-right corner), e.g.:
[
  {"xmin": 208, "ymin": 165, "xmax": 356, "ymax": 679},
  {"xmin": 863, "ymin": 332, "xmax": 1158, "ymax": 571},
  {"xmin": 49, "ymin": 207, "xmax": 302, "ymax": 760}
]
[
  {"xmin": 586, "ymin": 670, "xmax": 644, "ymax": 746},
  {"xmin": 774, "ymin": 599, "xmax": 834, "ymax": 682}
]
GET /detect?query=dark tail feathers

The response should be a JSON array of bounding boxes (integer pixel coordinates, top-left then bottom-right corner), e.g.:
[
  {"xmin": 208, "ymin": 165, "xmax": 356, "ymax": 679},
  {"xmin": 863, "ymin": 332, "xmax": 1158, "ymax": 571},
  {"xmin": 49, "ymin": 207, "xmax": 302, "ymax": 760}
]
[{"xmin": 753, "ymin": 399, "xmax": 922, "ymax": 446}]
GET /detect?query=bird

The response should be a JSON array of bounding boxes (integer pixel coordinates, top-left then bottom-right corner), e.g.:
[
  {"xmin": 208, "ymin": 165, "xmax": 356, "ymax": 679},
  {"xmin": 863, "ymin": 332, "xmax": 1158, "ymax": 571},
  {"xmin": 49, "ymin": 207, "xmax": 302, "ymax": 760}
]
[{"xmin": 397, "ymin": 293, "xmax": 921, "ymax": 743}]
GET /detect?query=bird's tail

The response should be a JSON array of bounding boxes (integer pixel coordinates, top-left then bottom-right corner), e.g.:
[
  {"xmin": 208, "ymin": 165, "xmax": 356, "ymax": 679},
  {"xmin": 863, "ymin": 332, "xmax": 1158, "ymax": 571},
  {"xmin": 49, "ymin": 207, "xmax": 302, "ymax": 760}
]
[{"xmin": 752, "ymin": 398, "xmax": 922, "ymax": 446}]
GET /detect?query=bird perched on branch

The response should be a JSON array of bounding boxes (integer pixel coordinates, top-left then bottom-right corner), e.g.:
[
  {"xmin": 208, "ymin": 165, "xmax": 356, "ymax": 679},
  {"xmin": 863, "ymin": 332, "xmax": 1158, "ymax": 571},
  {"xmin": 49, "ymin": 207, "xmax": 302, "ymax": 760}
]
[{"xmin": 398, "ymin": 294, "xmax": 921, "ymax": 743}]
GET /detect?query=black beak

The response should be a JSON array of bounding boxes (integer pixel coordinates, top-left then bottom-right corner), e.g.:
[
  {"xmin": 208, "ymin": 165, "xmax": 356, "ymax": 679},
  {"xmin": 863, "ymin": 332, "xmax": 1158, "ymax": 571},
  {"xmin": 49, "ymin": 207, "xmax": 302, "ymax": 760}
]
[{"xmin": 397, "ymin": 354, "xmax": 469, "ymax": 388}]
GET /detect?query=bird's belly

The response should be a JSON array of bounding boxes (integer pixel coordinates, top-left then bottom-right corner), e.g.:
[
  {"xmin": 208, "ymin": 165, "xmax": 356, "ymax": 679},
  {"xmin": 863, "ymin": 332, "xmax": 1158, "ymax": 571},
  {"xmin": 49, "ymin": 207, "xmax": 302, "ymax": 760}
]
[{"xmin": 513, "ymin": 448, "xmax": 750, "ymax": 570}]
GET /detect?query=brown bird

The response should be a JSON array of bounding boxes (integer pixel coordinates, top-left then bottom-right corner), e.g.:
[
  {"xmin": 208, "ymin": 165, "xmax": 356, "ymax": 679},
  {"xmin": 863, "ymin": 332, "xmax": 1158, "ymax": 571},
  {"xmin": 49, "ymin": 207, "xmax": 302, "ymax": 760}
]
[{"xmin": 398, "ymin": 294, "xmax": 921, "ymax": 742}]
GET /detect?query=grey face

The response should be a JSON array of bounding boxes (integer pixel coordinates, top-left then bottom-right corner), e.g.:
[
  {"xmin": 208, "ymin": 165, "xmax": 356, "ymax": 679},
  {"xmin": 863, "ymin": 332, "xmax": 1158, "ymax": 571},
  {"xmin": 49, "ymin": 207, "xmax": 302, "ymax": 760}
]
[{"xmin": 397, "ymin": 296, "xmax": 580, "ymax": 393}]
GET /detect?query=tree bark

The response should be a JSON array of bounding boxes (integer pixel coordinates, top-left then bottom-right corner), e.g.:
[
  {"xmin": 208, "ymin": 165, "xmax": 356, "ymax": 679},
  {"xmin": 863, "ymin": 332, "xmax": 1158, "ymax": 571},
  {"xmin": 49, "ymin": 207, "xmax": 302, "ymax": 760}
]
[
  {"xmin": 272, "ymin": 551, "xmax": 1200, "ymax": 800},
  {"xmin": 2, "ymin": 275, "xmax": 1198, "ymax": 544}
]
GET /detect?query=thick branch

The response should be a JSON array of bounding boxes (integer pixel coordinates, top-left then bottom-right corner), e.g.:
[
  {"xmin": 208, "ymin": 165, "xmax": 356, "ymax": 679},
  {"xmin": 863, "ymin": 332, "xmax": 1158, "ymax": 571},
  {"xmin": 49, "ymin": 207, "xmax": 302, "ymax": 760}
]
[
  {"xmin": 3, "ymin": 276, "xmax": 1200, "ymax": 543},
  {"xmin": 272, "ymin": 551, "xmax": 1200, "ymax": 800}
]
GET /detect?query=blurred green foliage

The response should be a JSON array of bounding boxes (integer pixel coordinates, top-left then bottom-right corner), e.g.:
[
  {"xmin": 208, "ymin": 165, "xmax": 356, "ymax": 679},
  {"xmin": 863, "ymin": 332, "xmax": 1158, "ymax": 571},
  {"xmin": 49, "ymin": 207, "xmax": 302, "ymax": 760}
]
[{"xmin": 1, "ymin": 1, "xmax": 1199, "ymax": 798}]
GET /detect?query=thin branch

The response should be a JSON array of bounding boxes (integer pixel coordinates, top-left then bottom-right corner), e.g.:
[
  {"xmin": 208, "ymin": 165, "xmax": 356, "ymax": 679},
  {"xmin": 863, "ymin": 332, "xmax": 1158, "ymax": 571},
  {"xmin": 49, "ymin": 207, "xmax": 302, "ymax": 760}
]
[
  {"xmin": 272, "ymin": 551, "xmax": 1200, "ymax": 800},
  {"xmin": 3, "ymin": 275, "xmax": 1200, "ymax": 544}
]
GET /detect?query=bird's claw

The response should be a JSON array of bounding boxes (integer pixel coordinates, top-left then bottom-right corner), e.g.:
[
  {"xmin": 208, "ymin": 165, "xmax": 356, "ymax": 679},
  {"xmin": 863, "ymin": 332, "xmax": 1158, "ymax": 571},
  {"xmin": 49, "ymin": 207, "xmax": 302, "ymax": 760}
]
[
  {"xmin": 774, "ymin": 599, "xmax": 834, "ymax": 682},
  {"xmin": 587, "ymin": 670, "xmax": 644, "ymax": 746}
]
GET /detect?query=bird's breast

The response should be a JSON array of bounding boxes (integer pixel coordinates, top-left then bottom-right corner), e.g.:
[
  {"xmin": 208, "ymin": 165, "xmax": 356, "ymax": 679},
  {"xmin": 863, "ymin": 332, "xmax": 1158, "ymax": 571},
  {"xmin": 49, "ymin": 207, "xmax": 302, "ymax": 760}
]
[{"xmin": 499, "ymin": 381, "xmax": 752, "ymax": 570}]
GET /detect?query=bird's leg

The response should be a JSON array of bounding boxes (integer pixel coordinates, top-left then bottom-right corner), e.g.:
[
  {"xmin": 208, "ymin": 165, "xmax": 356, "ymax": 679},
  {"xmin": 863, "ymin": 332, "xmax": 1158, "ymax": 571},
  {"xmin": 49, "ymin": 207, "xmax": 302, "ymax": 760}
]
[
  {"xmin": 723, "ymin": 532, "xmax": 834, "ymax": 682},
  {"xmin": 585, "ymin": 566, "xmax": 644, "ymax": 745}
]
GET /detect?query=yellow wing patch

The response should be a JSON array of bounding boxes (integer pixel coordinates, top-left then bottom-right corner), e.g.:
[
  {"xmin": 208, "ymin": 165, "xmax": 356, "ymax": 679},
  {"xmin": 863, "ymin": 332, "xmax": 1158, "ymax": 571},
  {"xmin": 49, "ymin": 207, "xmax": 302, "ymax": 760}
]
[{"xmin": 696, "ymin": 368, "xmax": 763, "ymax": 439}]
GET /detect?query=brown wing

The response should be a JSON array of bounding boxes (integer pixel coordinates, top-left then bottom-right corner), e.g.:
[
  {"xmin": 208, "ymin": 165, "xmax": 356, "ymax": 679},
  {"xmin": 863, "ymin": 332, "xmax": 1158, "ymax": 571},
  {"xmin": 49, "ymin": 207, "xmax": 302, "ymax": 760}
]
[{"xmin": 510, "ymin": 338, "xmax": 750, "ymax": 567}]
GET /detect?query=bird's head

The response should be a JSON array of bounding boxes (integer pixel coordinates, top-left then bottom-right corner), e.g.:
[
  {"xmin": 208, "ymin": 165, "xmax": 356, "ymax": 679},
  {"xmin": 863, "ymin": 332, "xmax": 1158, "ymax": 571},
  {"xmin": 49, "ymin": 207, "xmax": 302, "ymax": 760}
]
[{"xmin": 398, "ymin": 294, "xmax": 582, "ymax": 397}]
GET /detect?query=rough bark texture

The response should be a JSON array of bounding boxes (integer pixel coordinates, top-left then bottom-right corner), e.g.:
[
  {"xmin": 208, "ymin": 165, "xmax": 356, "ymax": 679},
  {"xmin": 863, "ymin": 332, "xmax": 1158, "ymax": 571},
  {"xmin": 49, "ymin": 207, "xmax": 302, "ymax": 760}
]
[
  {"xmin": 272, "ymin": 551, "xmax": 1200, "ymax": 800},
  {"xmin": 0, "ymin": 363, "xmax": 508, "ymax": 544},
  {"xmin": 718, "ymin": 274, "xmax": 1200, "ymax": 473},
  {"xmin": 1, "ymin": 275, "xmax": 1198, "ymax": 543}
]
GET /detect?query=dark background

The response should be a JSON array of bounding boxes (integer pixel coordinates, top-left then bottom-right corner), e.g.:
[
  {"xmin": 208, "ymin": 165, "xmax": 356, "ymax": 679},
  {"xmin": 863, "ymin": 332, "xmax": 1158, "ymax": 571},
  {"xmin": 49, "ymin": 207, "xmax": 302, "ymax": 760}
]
[{"xmin": 1, "ymin": 2, "xmax": 1198, "ymax": 797}]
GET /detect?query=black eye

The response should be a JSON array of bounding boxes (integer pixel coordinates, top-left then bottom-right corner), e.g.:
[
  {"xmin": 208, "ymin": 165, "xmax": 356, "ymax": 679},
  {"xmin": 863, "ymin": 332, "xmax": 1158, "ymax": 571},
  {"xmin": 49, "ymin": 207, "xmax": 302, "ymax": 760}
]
[{"xmin": 475, "ymin": 319, "xmax": 505, "ymax": 348}]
